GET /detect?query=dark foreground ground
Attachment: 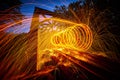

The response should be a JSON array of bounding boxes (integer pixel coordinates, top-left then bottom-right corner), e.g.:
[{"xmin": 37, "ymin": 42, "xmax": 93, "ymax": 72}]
[{"xmin": 10, "ymin": 51, "xmax": 120, "ymax": 80}]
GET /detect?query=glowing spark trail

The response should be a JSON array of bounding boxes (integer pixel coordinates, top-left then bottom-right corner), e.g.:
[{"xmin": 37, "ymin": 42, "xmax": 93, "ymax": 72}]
[
  {"xmin": 51, "ymin": 24, "xmax": 93, "ymax": 51},
  {"xmin": 0, "ymin": 4, "xmax": 120, "ymax": 79},
  {"xmin": 36, "ymin": 17, "xmax": 93, "ymax": 70}
]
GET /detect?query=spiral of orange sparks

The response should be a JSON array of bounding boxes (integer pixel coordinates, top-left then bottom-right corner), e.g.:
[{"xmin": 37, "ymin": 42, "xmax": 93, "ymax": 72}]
[
  {"xmin": 51, "ymin": 23, "xmax": 93, "ymax": 51},
  {"xmin": 37, "ymin": 18, "xmax": 93, "ymax": 70}
]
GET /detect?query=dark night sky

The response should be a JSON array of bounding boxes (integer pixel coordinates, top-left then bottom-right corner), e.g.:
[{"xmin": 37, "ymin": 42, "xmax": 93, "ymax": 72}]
[
  {"xmin": 9, "ymin": 0, "xmax": 77, "ymax": 33},
  {"xmin": 20, "ymin": 0, "xmax": 78, "ymax": 15}
]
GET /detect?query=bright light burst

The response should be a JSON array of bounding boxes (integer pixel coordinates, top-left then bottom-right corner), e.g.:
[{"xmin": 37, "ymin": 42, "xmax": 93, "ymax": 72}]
[
  {"xmin": 0, "ymin": 15, "xmax": 94, "ymax": 79},
  {"xmin": 0, "ymin": 1, "xmax": 120, "ymax": 79},
  {"xmin": 1, "ymin": 14, "xmax": 119, "ymax": 80},
  {"xmin": 36, "ymin": 17, "xmax": 93, "ymax": 70}
]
